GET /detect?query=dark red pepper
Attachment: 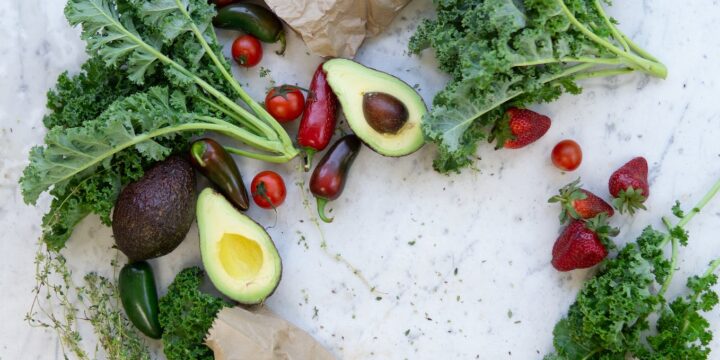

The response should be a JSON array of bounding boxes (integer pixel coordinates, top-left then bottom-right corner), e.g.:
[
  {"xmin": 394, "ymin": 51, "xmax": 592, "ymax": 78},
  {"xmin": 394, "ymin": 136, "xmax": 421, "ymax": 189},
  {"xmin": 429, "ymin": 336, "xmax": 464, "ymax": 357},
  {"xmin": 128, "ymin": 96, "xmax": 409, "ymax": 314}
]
[
  {"xmin": 309, "ymin": 135, "xmax": 361, "ymax": 223},
  {"xmin": 297, "ymin": 62, "xmax": 339, "ymax": 171},
  {"xmin": 190, "ymin": 138, "xmax": 250, "ymax": 211}
]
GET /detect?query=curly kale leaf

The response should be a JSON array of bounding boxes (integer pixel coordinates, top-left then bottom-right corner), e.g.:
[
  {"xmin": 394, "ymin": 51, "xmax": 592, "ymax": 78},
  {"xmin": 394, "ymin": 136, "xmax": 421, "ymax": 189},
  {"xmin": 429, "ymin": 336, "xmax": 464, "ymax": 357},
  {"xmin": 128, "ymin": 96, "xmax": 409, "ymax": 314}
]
[
  {"xmin": 44, "ymin": 57, "xmax": 149, "ymax": 129},
  {"xmin": 645, "ymin": 264, "xmax": 720, "ymax": 359},
  {"xmin": 547, "ymin": 190, "xmax": 720, "ymax": 359},
  {"xmin": 24, "ymin": 87, "xmax": 196, "ymax": 249},
  {"xmin": 159, "ymin": 267, "xmax": 230, "ymax": 360},
  {"xmin": 550, "ymin": 241, "xmax": 660, "ymax": 359},
  {"xmin": 411, "ymin": 0, "xmax": 666, "ymax": 173},
  {"xmin": 22, "ymin": 0, "xmax": 290, "ymax": 250}
]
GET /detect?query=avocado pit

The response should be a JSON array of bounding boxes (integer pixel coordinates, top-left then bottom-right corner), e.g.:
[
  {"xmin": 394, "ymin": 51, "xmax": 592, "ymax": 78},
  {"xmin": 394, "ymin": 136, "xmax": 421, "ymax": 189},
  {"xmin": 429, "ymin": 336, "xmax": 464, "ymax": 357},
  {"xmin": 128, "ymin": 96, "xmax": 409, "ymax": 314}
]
[{"xmin": 362, "ymin": 92, "xmax": 409, "ymax": 134}]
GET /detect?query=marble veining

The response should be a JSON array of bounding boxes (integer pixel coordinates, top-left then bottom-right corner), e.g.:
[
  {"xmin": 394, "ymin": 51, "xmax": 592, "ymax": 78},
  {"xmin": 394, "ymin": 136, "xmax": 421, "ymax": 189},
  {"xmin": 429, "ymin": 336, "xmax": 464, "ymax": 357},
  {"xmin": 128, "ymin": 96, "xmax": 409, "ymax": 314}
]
[{"xmin": 2, "ymin": 0, "xmax": 720, "ymax": 359}]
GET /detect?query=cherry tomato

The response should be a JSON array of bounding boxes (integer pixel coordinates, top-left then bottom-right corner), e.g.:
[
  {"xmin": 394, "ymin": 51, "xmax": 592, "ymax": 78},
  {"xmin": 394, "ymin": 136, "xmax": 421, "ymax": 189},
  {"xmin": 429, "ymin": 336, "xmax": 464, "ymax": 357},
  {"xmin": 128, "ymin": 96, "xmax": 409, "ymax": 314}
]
[
  {"xmin": 551, "ymin": 139, "xmax": 583, "ymax": 171},
  {"xmin": 250, "ymin": 171, "xmax": 286, "ymax": 209},
  {"xmin": 265, "ymin": 85, "xmax": 305, "ymax": 123},
  {"xmin": 231, "ymin": 35, "xmax": 262, "ymax": 67}
]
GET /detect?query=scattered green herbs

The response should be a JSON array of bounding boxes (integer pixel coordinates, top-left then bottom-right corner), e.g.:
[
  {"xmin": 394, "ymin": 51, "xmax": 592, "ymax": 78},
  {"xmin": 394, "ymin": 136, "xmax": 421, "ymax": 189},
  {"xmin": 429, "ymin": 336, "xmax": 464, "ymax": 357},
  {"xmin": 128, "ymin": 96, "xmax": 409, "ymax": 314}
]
[
  {"xmin": 21, "ymin": 0, "xmax": 298, "ymax": 250},
  {"xmin": 410, "ymin": 0, "xmax": 666, "ymax": 173},
  {"xmin": 159, "ymin": 267, "xmax": 230, "ymax": 360},
  {"xmin": 546, "ymin": 178, "xmax": 720, "ymax": 359},
  {"xmin": 26, "ymin": 245, "xmax": 150, "ymax": 359}
]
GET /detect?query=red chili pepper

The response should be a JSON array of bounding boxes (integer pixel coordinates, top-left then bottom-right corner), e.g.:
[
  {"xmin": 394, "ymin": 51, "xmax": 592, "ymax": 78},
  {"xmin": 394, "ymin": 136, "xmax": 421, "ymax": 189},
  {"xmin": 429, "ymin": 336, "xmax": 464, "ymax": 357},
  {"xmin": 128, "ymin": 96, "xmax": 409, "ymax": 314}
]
[
  {"xmin": 297, "ymin": 62, "xmax": 339, "ymax": 171},
  {"xmin": 309, "ymin": 135, "xmax": 361, "ymax": 223}
]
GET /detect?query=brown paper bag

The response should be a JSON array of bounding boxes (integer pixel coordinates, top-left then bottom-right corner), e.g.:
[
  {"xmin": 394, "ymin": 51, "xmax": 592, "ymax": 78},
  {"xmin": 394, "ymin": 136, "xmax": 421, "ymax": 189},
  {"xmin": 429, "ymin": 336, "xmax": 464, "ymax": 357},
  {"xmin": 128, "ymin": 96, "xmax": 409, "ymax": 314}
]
[
  {"xmin": 265, "ymin": 0, "xmax": 412, "ymax": 58},
  {"xmin": 205, "ymin": 306, "xmax": 335, "ymax": 360}
]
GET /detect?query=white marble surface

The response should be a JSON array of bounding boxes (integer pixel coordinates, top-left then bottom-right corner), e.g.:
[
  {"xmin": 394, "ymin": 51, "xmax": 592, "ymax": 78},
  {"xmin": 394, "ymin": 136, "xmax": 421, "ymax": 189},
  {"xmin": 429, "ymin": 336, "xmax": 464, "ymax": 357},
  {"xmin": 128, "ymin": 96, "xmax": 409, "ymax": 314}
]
[{"xmin": 3, "ymin": 0, "xmax": 720, "ymax": 359}]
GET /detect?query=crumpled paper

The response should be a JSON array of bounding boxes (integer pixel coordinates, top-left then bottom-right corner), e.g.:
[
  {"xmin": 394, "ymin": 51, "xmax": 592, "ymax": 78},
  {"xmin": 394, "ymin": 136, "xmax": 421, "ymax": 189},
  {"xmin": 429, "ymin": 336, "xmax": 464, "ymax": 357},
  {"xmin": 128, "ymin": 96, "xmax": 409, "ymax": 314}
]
[
  {"xmin": 265, "ymin": 0, "xmax": 412, "ymax": 58},
  {"xmin": 205, "ymin": 306, "xmax": 335, "ymax": 360}
]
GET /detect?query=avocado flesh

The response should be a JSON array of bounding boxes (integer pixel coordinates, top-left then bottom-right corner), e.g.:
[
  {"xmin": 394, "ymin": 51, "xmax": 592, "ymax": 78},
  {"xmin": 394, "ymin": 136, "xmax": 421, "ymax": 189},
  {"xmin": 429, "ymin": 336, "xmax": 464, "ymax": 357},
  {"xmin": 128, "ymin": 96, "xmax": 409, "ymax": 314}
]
[
  {"xmin": 197, "ymin": 188, "xmax": 282, "ymax": 304},
  {"xmin": 323, "ymin": 59, "xmax": 426, "ymax": 157}
]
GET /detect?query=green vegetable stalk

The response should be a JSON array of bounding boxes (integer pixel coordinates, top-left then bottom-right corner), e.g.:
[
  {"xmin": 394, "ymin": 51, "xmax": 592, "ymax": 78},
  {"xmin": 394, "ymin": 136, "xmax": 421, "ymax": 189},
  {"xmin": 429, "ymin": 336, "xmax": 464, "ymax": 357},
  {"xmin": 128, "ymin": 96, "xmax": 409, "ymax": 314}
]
[
  {"xmin": 20, "ymin": 0, "xmax": 299, "ymax": 250},
  {"xmin": 546, "ymin": 178, "xmax": 720, "ymax": 359},
  {"xmin": 410, "ymin": 0, "xmax": 667, "ymax": 173}
]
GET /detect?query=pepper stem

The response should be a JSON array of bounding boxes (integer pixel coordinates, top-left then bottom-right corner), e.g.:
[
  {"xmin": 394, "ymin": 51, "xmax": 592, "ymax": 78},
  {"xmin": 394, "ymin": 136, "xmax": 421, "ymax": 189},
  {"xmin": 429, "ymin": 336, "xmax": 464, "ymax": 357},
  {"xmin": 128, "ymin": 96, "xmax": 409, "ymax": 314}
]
[
  {"xmin": 275, "ymin": 31, "xmax": 286, "ymax": 55},
  {"xmin": 190, "ymin": 141, "xmax": 207, "ymax": 167},
  {"xmin": 304, "ymin": 149, "xmax": 316, "ymax": 172},
  {"xmin": 316, "ymin": 198, "xmax": 334, "ymax": 223}
]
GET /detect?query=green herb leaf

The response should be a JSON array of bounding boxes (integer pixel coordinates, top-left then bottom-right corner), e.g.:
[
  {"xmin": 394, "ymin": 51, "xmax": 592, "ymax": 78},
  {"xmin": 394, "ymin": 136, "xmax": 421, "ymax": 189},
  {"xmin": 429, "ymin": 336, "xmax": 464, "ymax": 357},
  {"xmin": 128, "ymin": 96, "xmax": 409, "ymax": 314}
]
[
  {"xmin": 411, "ymin": 0, "xmax": 666, "ymax": 173},
  {"xmin": 159, "ymin": 267, "xmax": 230, "ymax": 360}
]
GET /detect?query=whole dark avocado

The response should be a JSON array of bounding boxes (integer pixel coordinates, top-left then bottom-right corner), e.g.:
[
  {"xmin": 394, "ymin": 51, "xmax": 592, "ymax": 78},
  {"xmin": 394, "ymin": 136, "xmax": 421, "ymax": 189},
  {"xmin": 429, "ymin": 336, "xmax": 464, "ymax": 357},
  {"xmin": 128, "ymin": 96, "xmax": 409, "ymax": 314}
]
[{"xmin": 112, "ymin": 156, "xmax": 196, "ymax": 261}]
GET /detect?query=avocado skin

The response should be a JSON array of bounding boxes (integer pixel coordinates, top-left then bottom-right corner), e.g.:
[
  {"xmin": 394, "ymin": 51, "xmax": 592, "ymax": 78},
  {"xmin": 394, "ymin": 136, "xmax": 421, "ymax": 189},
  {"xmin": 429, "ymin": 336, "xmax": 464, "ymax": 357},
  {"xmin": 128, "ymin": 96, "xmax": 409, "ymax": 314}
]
[{"xmin": 113, "ymin": 156, "xmax": 196, "ymax": 261}]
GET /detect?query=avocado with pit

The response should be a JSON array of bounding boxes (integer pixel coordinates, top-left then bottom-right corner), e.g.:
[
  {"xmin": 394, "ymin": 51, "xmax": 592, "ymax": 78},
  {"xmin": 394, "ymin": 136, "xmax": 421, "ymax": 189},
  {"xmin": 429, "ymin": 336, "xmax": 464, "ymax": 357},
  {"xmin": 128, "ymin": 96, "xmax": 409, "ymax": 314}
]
[
  {"xmin": 112, "ymin": 156, "xmax": 196, "ymax": 261},
  {"xmin": 197, "ymin": 188, "xmax": 282, "ymax": 304},
  {"xmin": 322, "ymin": 59, "xmax": 427, "ymax": 157}
]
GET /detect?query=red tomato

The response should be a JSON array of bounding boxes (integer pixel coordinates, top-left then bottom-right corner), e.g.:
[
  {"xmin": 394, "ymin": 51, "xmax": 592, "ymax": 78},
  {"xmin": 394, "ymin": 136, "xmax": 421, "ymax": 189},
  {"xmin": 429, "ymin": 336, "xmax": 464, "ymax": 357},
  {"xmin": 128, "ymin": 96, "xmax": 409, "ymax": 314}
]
[
  {"xmin": 551, "ymin": 139, "xmax": 583, "ymax": 171},
  {"xmin": 231, "ymin": 35, "xmax": 262, "ymax": 67},
  {"xmin": 265, "ymin": 85, "xmax": 305, "ymax": 123},
  {"xmin": 251, "ymin": 171, "xmax": 286, "ymax": 209}
]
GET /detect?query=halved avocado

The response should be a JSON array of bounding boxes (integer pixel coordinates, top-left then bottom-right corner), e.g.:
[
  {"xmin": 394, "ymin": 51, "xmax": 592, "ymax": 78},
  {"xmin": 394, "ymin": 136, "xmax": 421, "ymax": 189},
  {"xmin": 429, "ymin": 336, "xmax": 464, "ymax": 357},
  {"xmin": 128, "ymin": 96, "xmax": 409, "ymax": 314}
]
[
  {"xmin": 197, "ymin": 188, "xmax": 282, "ymax": 304},
  {"xmin": 323, "ymin": 59, "xmax": 426, "ymax": 157}
]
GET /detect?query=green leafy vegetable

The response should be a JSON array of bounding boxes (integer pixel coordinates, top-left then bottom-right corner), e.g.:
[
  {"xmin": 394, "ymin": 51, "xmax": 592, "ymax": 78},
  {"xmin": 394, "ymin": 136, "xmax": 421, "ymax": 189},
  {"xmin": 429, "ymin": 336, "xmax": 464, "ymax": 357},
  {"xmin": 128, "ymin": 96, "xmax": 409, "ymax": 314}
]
[
  {"xmin": 546, "ymin": 178, "xmax": 720, "ymax": 359},
  {"xmin": 159, "ymin": 267, "xmax": 230, "ymax": 360},
  {"xmin": 26, "ymin": 246, "xmax": 151, "ymax": 360},
  {"xmin": 410, "ymin": 0, "xmax": 667, "ymax": 173},
  {"xmin": 21, "ymin": 0, "xmax": 299, "ymax": 250}
]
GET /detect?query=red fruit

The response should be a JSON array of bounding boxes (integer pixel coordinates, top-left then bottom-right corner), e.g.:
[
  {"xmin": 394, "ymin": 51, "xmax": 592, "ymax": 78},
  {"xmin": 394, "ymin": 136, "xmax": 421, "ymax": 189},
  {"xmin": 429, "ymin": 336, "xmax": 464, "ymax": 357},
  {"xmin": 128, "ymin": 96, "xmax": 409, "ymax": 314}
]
[
  {"xmin": 608, "ymin": 157, "xmax": 649, "ymax": 215},
  {"xmin": 549, "ymin": 179, "xmax": 614, "ymax": 224},
  {"xmin": 231, "ymin": 35, "xmax": 262, "ymax": 67},
  {"xmin": 551, "ymin": 218, "xmax": 615, "ymax": 272},
  {"xmin": 551, "ymin": 139, "xmax": 582, "ymax": 171},
  {"xmin": 250, "ymin": 171, "xmax": 286, "ymax": 209},
  {"xmin": 265, "ymin": 85, "xmax": 305, "ymax": 123},
  {"xmin": 503, "ymin": 108, "xmax": 551, "ymax": 149}
]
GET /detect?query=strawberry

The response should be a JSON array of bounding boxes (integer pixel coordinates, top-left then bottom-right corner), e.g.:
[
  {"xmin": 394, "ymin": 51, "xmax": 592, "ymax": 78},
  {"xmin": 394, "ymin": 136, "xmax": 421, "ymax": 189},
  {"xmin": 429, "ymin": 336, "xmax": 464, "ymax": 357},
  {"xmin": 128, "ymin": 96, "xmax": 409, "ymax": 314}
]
[
  {"xmin": 549, "ymin": 178, "xmax": 614, "ymax": 224},
  {"xmin": 608, "ymin": 157, "xmax": 650, "ymax": 215},
  {"xmin": 551, "ymin": 215, "xmax": 618, "ymax": 272},
  {"xmin": 503, "ymin": 108, "xmax": 551, "ymax": 149}
]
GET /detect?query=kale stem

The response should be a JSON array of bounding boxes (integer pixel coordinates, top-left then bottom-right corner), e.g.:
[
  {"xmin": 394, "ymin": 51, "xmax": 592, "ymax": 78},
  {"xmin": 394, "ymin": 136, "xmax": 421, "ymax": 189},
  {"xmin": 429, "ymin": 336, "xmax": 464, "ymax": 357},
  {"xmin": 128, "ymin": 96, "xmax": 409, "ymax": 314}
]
[
  {"xmin": 675, "ymin": 259, "xmax": 720, "ymax": 335},
  {"xmin": 89, "ymin": 0, "xmax": 298, "ymax": 159},
  {"xmin": 223, "ymin": 147, "xmax": 294, "ymax": 163},
  {"xmin": 656, "ymin": 177, "xmax": 720, "ymax": 296},
  {"xmin": 660, "ymin": 177, "xmax": 720, "ymax": 248},
  {"xmin": 659, "ymin": 217, "xmax": 679, "ymax": 296},
  {"xmin": 195, "ymin": 95, "xmax": 269, "ymax": 137},
  {"xmin": 621, "ymin": 34, "xmax": 661, "ymax": 63},
  {"xmin": 194, "ymin": 116, "xmax": 283, "ymax": 152},
  {"xmin": 572, "ymin": 67, "xmax": 635, "ymax": 81},
  {"xmin": 556, "ymin": 0, "xmax": 667, "ymax": 78},
  {"xmin": 513, "ymin": 56, "xmax": 622, "ymax": 67},
  {"xmin": 174, "ymin": 0, "xmax": 296, "ymax": 150},
  {"xmin": 592, "ymin": 0, "xmax": 630, "ymax": 52}
]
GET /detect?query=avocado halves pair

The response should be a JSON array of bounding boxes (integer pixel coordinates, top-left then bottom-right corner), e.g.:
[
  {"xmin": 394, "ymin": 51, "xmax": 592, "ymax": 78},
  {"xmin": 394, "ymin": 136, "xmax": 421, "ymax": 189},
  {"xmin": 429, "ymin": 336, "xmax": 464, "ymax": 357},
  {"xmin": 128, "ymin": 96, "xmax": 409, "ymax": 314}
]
[
  {"xmin": 190, "ymin": 138, "xmax": 250, "ymax": 211},
  {"xmin": 310, "ymin": 135, "xmax": 361, "ymax": 223}
]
